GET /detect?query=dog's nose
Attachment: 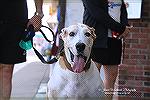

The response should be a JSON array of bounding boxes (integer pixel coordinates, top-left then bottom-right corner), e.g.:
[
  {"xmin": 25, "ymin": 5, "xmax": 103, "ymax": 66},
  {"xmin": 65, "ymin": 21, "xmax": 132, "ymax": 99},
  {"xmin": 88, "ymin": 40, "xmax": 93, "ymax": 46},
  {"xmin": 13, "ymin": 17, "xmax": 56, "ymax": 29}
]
[{"xmin": 76, "ymin": 43, "xmax": 85, "ymax": 52}]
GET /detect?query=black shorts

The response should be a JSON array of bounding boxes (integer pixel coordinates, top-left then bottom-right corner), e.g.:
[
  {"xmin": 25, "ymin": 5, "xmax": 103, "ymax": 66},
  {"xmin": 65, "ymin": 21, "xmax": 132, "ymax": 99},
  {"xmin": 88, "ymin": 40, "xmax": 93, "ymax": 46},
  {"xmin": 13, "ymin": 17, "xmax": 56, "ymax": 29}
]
[
  {"xmin": 0, "ymin": 21, "xmax": 26, "ymax": 64},
  {"xmin": 91, "ymin": 37, "xmax": 122, "ymax": 65}
]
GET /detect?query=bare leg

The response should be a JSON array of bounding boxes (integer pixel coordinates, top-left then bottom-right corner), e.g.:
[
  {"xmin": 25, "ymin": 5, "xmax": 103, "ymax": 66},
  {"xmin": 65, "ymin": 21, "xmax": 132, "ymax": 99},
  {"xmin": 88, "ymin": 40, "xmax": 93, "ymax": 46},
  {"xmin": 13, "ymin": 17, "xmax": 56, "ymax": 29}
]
[
  {"xmin": 0, "ymin": 64, "xmax": 14, "ymax": 100},
  {"xmin": 103, "ymin": 65, "xmax": 118, "ymax": 100}
]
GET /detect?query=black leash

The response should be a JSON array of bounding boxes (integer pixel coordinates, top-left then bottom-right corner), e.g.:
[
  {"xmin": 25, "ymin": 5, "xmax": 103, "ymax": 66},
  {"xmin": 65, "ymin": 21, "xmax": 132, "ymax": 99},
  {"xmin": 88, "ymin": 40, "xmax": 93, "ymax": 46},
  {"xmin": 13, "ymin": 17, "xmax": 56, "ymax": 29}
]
[
  {"xmin": 33, "ymin": 25, "xmax": 59, "ymax": 64},
  {"xmin": 20, "ymin": 25, "xmax": 59, "ymax": 64}
]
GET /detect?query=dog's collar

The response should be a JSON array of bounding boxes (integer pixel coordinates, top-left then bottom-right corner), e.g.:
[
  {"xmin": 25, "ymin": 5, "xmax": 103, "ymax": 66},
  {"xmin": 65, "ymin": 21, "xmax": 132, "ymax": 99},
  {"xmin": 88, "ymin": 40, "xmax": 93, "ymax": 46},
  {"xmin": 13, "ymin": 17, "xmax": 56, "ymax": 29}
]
[{"xmin": 57, "ymin": 58, "xmax": 96, "ymax": 81}]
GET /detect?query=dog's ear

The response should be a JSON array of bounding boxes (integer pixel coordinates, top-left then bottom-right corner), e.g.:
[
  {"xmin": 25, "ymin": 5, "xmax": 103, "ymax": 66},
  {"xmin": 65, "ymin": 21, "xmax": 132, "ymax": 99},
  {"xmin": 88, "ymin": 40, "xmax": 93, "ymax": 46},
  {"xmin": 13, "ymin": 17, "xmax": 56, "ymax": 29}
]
[
  {"xmin": 88, "ymin": 27, "xmax": 96, "ymax": 40},
  {"xmin": 60, "ymin": 28, "xmax": 67, "ymax": 40}
]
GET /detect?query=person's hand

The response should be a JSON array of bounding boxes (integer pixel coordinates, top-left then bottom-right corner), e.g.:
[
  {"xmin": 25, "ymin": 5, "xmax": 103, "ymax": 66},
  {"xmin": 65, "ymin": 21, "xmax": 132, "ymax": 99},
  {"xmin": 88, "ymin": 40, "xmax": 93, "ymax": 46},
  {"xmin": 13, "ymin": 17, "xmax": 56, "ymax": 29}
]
[
  {"xmin": 117, "ymin": 25, "xmax": 133, "ymax": 39},
  {"xmin": 27, "ymin": 13, "xmax": 43, "ymax": 32}
]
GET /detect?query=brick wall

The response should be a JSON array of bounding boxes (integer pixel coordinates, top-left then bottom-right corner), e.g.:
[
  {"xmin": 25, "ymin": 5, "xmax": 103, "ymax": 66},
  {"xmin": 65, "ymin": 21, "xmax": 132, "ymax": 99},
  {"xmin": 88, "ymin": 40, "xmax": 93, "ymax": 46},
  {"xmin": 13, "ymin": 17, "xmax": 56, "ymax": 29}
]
[{"xmin": 118, "ymin": 0, "xmax": 150, "ymax": 99}]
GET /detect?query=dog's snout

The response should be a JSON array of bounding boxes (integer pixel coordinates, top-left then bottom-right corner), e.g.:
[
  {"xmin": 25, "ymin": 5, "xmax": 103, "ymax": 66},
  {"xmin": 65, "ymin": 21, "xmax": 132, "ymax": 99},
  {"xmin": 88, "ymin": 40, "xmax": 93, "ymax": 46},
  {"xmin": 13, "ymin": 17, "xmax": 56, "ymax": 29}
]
[{"xmin": 76, "ymin": 43, "xmax": 85, "ymax": 52}]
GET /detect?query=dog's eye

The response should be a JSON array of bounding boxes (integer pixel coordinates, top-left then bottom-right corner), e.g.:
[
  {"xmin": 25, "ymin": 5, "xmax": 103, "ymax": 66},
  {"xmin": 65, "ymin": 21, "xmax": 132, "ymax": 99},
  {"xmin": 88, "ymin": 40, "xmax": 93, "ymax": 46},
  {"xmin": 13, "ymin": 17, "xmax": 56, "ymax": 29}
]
[
  {"xmin": 69, "ymin": 32, "xmax": 76, "ymax": 37},
  {"xmin": 85, "ymin": 32, "xmax": 91, "ymax": 37}
]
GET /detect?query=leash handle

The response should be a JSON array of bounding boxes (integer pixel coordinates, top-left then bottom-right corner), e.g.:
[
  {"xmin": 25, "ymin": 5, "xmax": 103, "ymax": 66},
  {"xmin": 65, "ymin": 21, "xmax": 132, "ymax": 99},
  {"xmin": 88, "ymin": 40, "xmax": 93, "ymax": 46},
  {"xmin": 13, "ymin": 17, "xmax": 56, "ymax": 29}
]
[
  {"xmin": 24, "ymin": 25, "xmax": 35, "ymax": 42},
  {"xmin": 19, "ymin": 25, "xmax": 35, "ymax": 50}
]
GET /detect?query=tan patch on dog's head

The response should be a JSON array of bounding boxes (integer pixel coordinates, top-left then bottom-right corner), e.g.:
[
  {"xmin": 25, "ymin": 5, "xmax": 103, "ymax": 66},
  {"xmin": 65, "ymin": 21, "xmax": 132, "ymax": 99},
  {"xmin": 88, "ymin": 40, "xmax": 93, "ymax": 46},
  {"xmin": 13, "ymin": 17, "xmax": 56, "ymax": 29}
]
[{"xmin": 78, "ymin": 23, "xmax": 96, "ymax": 40}]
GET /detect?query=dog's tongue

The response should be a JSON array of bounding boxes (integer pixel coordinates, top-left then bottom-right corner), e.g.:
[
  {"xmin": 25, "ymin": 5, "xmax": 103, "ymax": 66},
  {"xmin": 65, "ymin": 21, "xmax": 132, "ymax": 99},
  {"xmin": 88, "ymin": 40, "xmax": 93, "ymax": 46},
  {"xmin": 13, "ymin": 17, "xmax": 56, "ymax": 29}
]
[{"xmin": 72, "ymin": 56, "xmax": 85, "ymax": 73}]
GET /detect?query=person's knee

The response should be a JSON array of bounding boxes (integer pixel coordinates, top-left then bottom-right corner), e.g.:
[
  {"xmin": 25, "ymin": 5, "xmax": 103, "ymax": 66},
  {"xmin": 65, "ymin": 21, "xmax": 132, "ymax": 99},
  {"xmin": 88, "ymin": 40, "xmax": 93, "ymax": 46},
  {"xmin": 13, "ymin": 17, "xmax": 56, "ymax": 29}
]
[
  {"xmin": 103, "ymin": 65, "xmax": 118, "ymax": 83},
  {"xmin": 0, "ymin": 64, "xmax": 14, "ymax": 98},
  {"xmin": 0, "ymin": 64, "xmax": 14, "ymax": 80}
]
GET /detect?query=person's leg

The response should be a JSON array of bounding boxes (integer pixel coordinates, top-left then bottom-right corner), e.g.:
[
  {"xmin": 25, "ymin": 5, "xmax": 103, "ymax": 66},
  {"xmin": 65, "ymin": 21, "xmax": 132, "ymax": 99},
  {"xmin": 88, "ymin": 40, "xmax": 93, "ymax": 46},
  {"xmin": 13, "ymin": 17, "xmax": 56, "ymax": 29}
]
[
  {"xmin": 103, "ymin": 65, "xmax": 118, "ymax": 100},
  {"xmin": 0, "ymin": 64, "xmax": 14, "ymax": 100},
  {"xmin": 94, "ymin": 62, "xmax": 102, "ymax": 72}
]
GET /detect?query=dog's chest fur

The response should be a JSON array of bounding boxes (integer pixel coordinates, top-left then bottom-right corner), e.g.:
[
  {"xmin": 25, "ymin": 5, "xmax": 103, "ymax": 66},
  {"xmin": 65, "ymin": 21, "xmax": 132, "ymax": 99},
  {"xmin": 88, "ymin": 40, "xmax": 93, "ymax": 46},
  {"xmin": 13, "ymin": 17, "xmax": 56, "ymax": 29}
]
[{"xmin": 47, "ymin": 58, "xmax": 104, "ymax": 98}]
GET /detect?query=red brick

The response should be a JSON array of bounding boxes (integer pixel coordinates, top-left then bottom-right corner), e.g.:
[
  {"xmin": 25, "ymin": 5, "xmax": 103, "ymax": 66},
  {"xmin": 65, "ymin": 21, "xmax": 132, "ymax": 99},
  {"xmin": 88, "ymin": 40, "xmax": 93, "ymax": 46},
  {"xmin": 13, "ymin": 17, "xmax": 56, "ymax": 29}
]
[
  {"xmin": 129, "ymin": 27, "xmax": 140, "ymax": 33},
  {"xmin": 130, "ymin": 55, "xmax": 146, "ymax": 60},
  {"xmin": 135, "ymin": 76, "xmax": 150, "ymax": 81},
  {"xmin": 127, "ymin": 70, "xmax": 143, "ymax": 76},
  {"xmin": 143, "ymin": 87, "xmax": 150, "ymax": 92},
  {"xmin": 126, "ymin": 39, "xmax": 139, "ymax": 44},
  {"xmin": 135, "ymin": 87, "xmax": 144, "ymax": 92},
  {"xmin": 118, "ymin": 86, "xmax": 130, "ymax": 90},
  {"xmin": 119, "ymin": 65, "xmax": 127, "ymax": 70},
  {"xmin": 128, "ymin": 19, "xmax": 140, "ymax": 23},
  {"xmin": 119, "ymin": 75, "xmax": 135, "ymax": 80},
  {"xmin": 132, "ymin": 33, "xmax": 148, "ymax": 39},
  {"xmin": 123, "ymin": 55, "xmax": 130, "ymax": 59},
  {"xmin": 125, "ymin": 81, "xmax": 143, "ymax": 87},
  {"xmin": 139, "ymin": 49, "xmax": 150, "ymax": 54},
  {"xmin": 141, "ymin": 28, "xmax": 150, "ymax": 33},
  {"xmin": 123, "ymin": 59, "xmax": 138, "ymax": 65},
  {"xmin": 118, "ymin": 96, "xmax": 146, "ymax": 100},
  {"xmin": 140, "ymin": 39, "xmax": 149, "ymax": 44},
  {"xmin": 132, "ymin": 22, "xmax": 147, "ymax": 27},
  {"xmin": 125, "ymin": 43, "xmax": 131, "ymax": 48},
  {"xmin": 125, "ymin": 48, "xmax": 138, "ymax": 54},
  {"xmin": 126, "ymin": 34, "xmax": 132, "ymax": 38},
  {"xmin": 118, "ymin": 64, "xmax": 131, "ymax": 70},
  {"xmin": 135, "ymin": 87, "xmax": 150, "ymax": 93},
  {"xmin": 138, "ymin": 60, "xmax": 150, "ymax": 65},
  {"xmin": 132, "ymin": 44, "xmax": 148, "ymax": 49},
  {"xmin": 144, "ymin": 66, "xmax": 150, "ymax": 70},
  {"xmin": 135, "ymin": 66, "xmax": 144, "ymax": 70}
]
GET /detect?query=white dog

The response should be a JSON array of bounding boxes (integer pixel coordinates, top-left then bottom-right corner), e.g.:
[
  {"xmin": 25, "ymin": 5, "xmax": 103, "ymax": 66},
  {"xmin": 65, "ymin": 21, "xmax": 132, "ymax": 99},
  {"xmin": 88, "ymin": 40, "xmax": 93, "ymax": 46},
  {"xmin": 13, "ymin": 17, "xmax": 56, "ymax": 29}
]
[{"xmin": 47, "ymin": 23, "xmax": 105, "ymax": 99}]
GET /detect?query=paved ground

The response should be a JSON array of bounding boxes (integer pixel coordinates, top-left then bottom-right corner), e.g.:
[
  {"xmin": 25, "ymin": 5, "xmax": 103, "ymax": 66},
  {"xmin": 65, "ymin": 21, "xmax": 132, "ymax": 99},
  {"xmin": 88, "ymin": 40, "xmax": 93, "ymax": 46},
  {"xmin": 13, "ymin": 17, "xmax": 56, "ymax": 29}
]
[
  {"xmin": 11, "ymin": 61, "xmax": 49, "ymax": 100},
  {"xmin": 10, "ymin": 49, "xmax": 50, "ymax": 100}
]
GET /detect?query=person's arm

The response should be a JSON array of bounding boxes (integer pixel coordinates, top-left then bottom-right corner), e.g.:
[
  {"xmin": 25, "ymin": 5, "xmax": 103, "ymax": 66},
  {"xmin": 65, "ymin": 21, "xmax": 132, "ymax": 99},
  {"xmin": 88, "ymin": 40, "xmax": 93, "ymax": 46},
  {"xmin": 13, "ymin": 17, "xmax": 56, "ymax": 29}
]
[
  {"xmin": 34, "ymin": 0, "xmax": 44, "ymax": 18},
  {"xmin": 82, "ymin": 0, "xmax": 126, "ymax": 33},
  {"xmin": 27, "ymin": 0, "xmax": 44, "ymax": 31}
]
